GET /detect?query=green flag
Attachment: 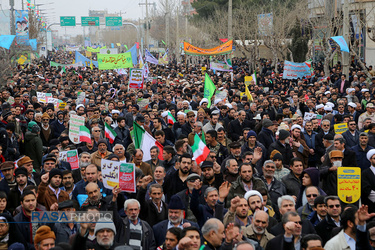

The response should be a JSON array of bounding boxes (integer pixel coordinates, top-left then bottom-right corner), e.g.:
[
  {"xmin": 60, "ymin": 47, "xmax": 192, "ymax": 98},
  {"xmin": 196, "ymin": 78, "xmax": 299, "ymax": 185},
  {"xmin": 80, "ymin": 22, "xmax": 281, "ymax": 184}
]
[
  {"xmin": 204, "ymin": 73, "xmax": 216, "ymax": 108},
  {"xmin": 162, "ymin": 40, "xmax": 166, "ymax": 45},
  {"xmin": 124, "ymin": 45, "xmax": 128, "ymax": 50}
]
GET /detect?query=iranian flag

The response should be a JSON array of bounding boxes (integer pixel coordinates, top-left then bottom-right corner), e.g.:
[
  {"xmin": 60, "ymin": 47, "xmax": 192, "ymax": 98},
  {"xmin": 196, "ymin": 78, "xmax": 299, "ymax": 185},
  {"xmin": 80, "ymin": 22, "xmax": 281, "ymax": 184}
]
[
  {"xmin": 133, "ymin": 122, "xmax": 163, "ymax": 161},
  {"xmin": 105, "ymin": 122, "xmax": 117, "ymax": 144},
  {"xmin": 167, "ymin": 111, "xmax": 176, "ymax": 125},
  {"xmin": 192, "ymin": 134, "xmax": 210, "ymax": 165},
  {"xmin": 79, "ymin": 126, "xmax": 91, "ymax": 143}
]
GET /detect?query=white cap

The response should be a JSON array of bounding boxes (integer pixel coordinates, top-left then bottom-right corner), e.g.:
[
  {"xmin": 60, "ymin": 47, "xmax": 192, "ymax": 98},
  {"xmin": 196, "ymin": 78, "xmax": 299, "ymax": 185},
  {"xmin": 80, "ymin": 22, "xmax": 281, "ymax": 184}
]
[
  {"xmin": 225, "ymin": 103, "xmax": 233, "ymax": 109},
  {"xmin": 326, "ymin": 102, "xmax": 335, "ymax": 108},
  {"xmin": 367, "ymin": 149, "xmax": 375, "ymax": 161},
  {"xmin": 254, "ymin": 114, "xmax": 261, "ymax": 120},
  {"xmin": 362, "ymin": 89, "xmax": 369, "ymax": 93},
  {"xmin": 214, "ymin": 99, "xmax": 222, "ymax": 105},
  {"xmin": 316, "ymin": 104, "xmax": 324, "ymax": 109},
  {"xmin": 177, "ymin": 111, "xmax": 186, "ymax": 117},
  {"xmin": 244, "ymin": 190, "xmax": 263, "ymax": 203},
  {"xmin": 218, "ymin": 87, "xmax": 224, "ymax": 91},
  {"xmin": 325, "ymin": 91, "xmax": 331, "ymax": 95},
  {"xmin": 112, "ymin": 110, "xmax": 120, "ymax": 114},
  {"xmin": 347, "ymin": 88, "xmax": 355, "ymax": 93},
  {"xmin": 182, "ymin": 100, "xmax": 189, "ymax": 104},
  {"xmin": 161, "ymin": 111, "xmax": 169, "ymax": 117},
  {"xmin": 324, "ymin": 105, "xmax": 332, "ymax": 111},
  {"xmin": 76, "ymin": 104, "xmax": 84, "ymax": 111},
  {"xmin": 291, "ymin": 124, "xmax": 302, "ymax": 131},
  {"xmin": 200, "ymin": 98, "xmax": 208, "ymax": 106},
  {"xmin": 348, "ymin": 102, "xmax": 356, "ymax": 108}
]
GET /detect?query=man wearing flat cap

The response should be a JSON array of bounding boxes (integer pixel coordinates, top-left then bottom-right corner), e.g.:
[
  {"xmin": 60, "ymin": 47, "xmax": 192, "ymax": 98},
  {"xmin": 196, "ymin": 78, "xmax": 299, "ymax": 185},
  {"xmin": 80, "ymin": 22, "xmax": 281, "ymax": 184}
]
[
  {"xmin": 320, "ymin": 150, "xmax": 344, "ymax": 196},
  {"xmin": 18, "ymin": 156, "xmax": 40, "ymax": 186},
  {"xmin": 53, "ymin": 199, "xmax": 79, "ymax": 244},
  {"xmin": 0, "ymin": 161, "xmax": 16, "ymax": 195}
]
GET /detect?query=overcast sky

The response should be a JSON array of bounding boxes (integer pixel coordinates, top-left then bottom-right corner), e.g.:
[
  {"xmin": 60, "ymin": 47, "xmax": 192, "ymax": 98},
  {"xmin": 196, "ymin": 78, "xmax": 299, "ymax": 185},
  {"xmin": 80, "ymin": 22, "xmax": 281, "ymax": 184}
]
[{"xmin": 1, "ymin": 0, "xmax": 155, "ymax": 36}]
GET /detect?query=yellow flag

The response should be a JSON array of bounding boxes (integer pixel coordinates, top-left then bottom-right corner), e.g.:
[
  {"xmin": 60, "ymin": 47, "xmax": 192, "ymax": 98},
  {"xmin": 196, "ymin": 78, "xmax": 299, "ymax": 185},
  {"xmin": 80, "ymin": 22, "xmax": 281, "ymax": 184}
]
[
  {"xmin": 116, "ymin": 43, "xmax": 121, "ymax": 47},
  {"xmin": 90, "ymin": 59, "xmax": 93, "ymax": 70},
  {"xmin": 245, "ymin": 85, "xmax": 253, "ymax": 102}
]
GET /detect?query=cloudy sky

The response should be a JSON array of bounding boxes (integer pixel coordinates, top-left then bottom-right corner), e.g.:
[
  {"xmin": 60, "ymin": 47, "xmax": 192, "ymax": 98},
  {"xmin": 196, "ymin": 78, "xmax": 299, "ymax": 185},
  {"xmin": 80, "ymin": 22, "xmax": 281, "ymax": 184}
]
[{"xmin": 1, "ymin": 0, "xmax": 155, "ymax": 36}]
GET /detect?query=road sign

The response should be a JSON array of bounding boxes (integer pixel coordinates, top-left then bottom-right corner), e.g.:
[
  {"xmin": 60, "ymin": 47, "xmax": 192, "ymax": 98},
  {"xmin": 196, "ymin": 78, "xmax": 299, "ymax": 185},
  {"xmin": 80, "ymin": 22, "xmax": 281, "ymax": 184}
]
[
  {"xmin": 81, "ymin": 17, "xmax": 100, "ymax": 26},
  {"xmin": 60, "ymin": 16, "xmax": 76, "ymax": 26},
  {"xmin": 106, "ymin": 17, "xmax": 122, "ymax": 26}
]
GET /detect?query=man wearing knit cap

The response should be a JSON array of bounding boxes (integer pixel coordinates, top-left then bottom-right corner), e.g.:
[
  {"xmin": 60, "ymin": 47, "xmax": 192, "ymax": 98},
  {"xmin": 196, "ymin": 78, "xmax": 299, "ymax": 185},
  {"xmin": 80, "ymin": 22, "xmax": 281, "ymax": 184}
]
[
  {"xmin": 73, "ymin": 217, "xmax": 120, "ymax": 250},
  {"xmin": 258, "ymin": 118, "xmax": 277, "ymax": 149},
  {"xmin": 361, "ymin": 149, "xmax": 375, "ymax": 213},
  {"xmin": 153, "ymin": 194, "xmax": 199, "ymax": 247},
  {"xmin": 7, "ymin": 167, "xmax": 31, "ymax": 214},
  {"xmin": 90, "ymin": 138, "xmax": 112, "ymax": 168},
  {"xmin": 242, "ymin": 130, "xmax": 267, "ymax": 174},
  {"xmin": 270, "ymin": 150, "xmax": 290, "ymax": 181},
  {"xmin": 269, "ymin": 130, "xmax": 293, "ymax": 167},
  {"xmin": 34, "ymin": 225, "xmax": 55, "ymax": 250},
  {"xmin": 37, "ymin": 168, "xmax": 69, "ymax": 211}
]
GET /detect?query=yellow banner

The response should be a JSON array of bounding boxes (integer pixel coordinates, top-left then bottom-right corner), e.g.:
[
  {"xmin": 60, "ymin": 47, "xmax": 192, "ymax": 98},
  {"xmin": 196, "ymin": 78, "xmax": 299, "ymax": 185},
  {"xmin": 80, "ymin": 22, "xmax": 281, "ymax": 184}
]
[
  {"xmin": 245, "ymin": 76, "xmax": 251, "ymax": 85},
  {"xmin": 85, "ymin": 51, "xmax": 92, "ymax": 57},
  {"xmin": 337, "ymin": 167, "xmax": 360, "ymax": 203},
  {"xmin": 334, "ymin": 123, "xmax": 348, "ymax": 134},
  {"xmin": 87, "ymin": 46, "xmax": 107, "ymax": 53},
  {"xmin": 183, "ymin": 40, "xmax": 233, "ymax": 56}
]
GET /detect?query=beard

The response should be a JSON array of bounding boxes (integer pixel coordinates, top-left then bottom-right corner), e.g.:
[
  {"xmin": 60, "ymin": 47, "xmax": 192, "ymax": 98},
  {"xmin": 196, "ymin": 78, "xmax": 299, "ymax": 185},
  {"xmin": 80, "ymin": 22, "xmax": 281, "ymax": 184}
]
[
  {"xmin": 87, "ymin": 193, "xmax": 102, "ymax": 206},
  {"xmin": 204, "ymin": 175, "xmax": 214, "ymax": 181},
  {"xmin": 169, "ymin": 214, "xmax": 183, "ymax": 225},
  {"xmin": 80, "ymin": 162, "xmax": 90, "ymax": 168},
  {"xmin": 252, "ymin": 224, "xmax": 265, "ymax": 235},
  {"xmin": 97, "ymin": 236, "xmax": 114, "ymax": 248}
]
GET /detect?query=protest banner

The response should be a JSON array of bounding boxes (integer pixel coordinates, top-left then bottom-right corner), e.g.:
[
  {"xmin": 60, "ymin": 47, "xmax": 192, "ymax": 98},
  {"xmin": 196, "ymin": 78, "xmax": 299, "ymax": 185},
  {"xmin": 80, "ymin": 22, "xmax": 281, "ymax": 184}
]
[
  {"xmin": 215, "ymin": 89, "xmax": 228, "ymax": 103},
  {"xmin": 183, "ymin": 40, "xmax": 233, "ymax": 56},
  {"xmin": 76, "ymin": 92, "xmax": 86, "ymax": 105},
  {"xmin": 334, "ymin": 123, "xmax": 348, "ymax": 134},
  {"xmin": 337, "ymin": 167, "xmax": 360, "ymax": 203},
  {"xmin": 50, "ymin": 61, "xmax": 83, "ymax": 69},
  {"xmin": 282, "ymin": 60, "xmax": 314, "ymax": 79},
  {"xmin": 102, "ymin": 159, "xmax": 136, "ymax": 193},
  {"xmin": 119, "ymin": 163, "xmax": 136, "ymax": 193},
  {"xmin": 15, "ymin": 10, "xmax": 29, "ymax": 45},
  {"xmin": 129, "ymin": 69, "xmax": 144, "ymax": 89},
  {"xmin": 97, "ymin": 52, "xmax": 133, "ymax": 70},
  {"xmin": 69, "ymin": 114, "xmax": 85, "ymax": 144},
  {"xmin": 245, "ymin": 76, "xmax": 252, "ymax": 85},
  {"xmin": 75, "ymin": 51, "xmax": 99, "ymax": 68},
  {"xmin": 209, "ymin": 62, "xmax": 232, "ymax": 72},
  {"xmin": 59, "ymin": 150, "xmax": 79, "ymax": 170}
]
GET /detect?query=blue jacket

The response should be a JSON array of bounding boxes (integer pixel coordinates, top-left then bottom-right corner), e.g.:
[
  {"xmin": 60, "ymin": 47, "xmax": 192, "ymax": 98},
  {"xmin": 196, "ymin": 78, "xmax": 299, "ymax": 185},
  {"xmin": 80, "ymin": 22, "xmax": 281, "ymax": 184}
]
[
  {"xmin": 190, "ymin": 188, "xmax": 227, "ymax": 228},
  {"xmin": 153, "ymin": 219, "xmax": 200, "ymax": 247},
  {"xmin": 351, "ymin": 144, "xmax": 374, "ymax": 170},
  {"xmin": 342, "ymin": 130, "xmax": 360, "ymax": 148},
  {"xmin": 72, "ymin": 180, "xmax": 112, "ymax": 206}
]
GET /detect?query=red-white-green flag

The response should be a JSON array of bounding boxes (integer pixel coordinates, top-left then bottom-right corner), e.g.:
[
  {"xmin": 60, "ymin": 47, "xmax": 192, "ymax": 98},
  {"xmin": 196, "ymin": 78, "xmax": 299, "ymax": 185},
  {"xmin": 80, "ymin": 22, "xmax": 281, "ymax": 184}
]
[
  {"xmin": 167, "ymin": 111, "xmax": 176, "ymax": 125},
  {"xmin": 105, "ymin": 122, "xmax": 117, "ymax": 144},
  {"xmin": 133, "ymin": 122, "xmax": 163, "ymax": 161},
  {"xmin": 192, "ymin": 133, "xmax": 210, "ymax": 165},
  {"xmin": 79, "ymin": 126, "xmax": 91, "ymax": 143}
]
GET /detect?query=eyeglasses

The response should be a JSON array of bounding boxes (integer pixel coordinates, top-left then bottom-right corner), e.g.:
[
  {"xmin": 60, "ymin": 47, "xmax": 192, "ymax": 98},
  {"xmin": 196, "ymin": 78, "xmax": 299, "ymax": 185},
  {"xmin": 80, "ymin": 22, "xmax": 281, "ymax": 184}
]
[
  {"xmin": 293, "ymin": 221, "xmax": 303, "ymax": 225},
  {"xmin": 42, "ymin": 119, "xmax": 49, "ymax": 121},
  {"xmin": 328, "ymin": 204, "xmax": 341, "ymax": 208},
  {"xmin": 349, "ymin": 124, "xmax": 356, "ymax": 126},
  {"xmin": 306, "ymin": 194, "xmax": 318, "ymax": 198},
  {"xmin": 210, "ymin": 155, "xmax": 216, "ymax": 158},
  {"xmin": 322, "ymin": 124, "xmax": 330, "ymax": 127},
  {"xmin": 94, "ymin": 130, "xmax": 101, "ymax": 132}
]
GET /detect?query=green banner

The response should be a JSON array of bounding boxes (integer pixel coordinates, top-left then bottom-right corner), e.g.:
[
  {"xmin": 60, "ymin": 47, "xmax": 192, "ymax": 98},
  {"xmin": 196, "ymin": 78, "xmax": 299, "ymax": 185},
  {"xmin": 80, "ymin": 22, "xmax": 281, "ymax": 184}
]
[
  {"xmin": 87, "ymin": 46, "xmax": 106, "ymax": 53},
  {"xmin": 97, "ymin": 52, "xmax": 133, "ymax": 70}
]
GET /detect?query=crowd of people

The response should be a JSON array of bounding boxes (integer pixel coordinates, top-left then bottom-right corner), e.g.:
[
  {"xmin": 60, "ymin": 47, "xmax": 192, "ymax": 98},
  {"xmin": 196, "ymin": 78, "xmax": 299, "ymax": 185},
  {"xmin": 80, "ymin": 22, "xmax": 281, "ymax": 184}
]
[{"xmin": 1, "ymin": 52, "xmax": 375, "ymax": 250}]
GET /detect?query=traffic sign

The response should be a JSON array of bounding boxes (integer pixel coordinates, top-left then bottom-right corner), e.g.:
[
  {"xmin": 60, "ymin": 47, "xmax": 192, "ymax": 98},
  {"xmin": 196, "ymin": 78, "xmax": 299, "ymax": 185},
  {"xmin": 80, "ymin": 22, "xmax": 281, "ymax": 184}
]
[
  {"xmin": 106, "ymin": 17, "xmax": 122, "ymax": 26},
  {"xmin": 60, "ymin": 16, "xmax": 76, "ymax": 26},
  {"xmin": 81, "ymin": 17, "xmax": 100, "ymax": 26}
]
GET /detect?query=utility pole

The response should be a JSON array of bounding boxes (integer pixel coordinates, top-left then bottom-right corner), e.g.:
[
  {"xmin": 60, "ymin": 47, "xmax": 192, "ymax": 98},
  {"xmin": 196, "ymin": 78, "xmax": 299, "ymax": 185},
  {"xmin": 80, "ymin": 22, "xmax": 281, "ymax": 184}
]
[
  {"xmin": 228, "ymin": 0, "xmax": 232, "ymax": 39},
  {"xmin": 176, "ymin": 6, "xmax": 179, "ymax": 62},
  {"xmin": 166, "ymin": 0, "xmax": 170, "ymax": 47},
  {"xmin": 139, "ymin": 0, "xmax": 153, "ymax": 50},
  {"xmin": 10, "ymin": 0, "xmax": 15, "ymax": 35},
  {"xmin": 342, "ymin": 0, "xmax": 349, "ymax": 76}
]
